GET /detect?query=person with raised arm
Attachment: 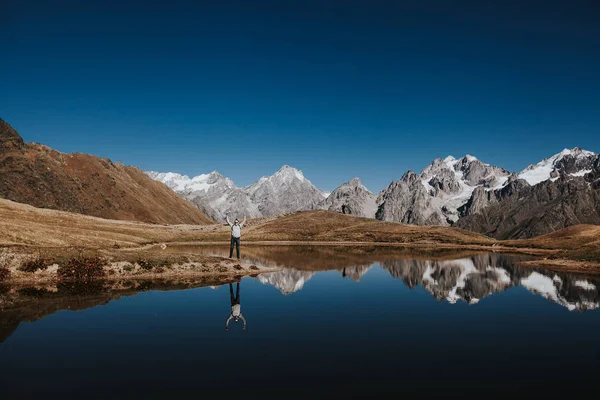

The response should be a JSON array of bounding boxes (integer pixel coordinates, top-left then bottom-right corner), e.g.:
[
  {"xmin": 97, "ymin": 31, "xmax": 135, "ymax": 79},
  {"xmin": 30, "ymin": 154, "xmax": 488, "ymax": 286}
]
[{"xmin": 226, "ymin": 213, "xmax": 246, "ymax": 259}]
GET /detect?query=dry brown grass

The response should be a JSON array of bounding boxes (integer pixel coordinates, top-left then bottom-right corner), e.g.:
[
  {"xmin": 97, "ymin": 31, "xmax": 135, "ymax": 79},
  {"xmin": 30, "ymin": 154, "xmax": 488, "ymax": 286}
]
[
  {"xmin": 505, "ymin": 224, "xmax": 600, "ymax": 262},
  {"xmin": 0, "ymin": 202, "xmax": 496, "ymax": 248},
  {"xmin": 0, "ymin": 198, "xmax": 216, "ymax": 247},
  {"xmin": 242, "ymin": 211, "xmax": 496, "ymax": 245}
]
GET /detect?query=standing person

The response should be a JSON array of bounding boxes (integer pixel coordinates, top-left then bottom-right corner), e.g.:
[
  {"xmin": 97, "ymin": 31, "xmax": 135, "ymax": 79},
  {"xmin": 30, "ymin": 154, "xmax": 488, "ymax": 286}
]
[
  {"xmin": 226, "ymin": 213, "xmax": 246, "ymax": 259},
  {"xmin": 226, "ymin": 282, "xmax": 246, "ymax": 331}
]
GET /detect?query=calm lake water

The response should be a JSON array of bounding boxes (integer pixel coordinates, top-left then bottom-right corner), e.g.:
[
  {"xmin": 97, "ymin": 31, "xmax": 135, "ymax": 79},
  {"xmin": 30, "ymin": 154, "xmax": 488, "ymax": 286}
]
[{"xmin": 1, "ymin": 246, "xmax": 599, "ymax": 398}]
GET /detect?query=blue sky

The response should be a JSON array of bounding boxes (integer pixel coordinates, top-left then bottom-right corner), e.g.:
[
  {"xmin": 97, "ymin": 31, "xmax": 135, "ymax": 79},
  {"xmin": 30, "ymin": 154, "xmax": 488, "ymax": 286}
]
[{"xmin": 1, "ymin": 0, "xmax": 599, "ymax": 192}]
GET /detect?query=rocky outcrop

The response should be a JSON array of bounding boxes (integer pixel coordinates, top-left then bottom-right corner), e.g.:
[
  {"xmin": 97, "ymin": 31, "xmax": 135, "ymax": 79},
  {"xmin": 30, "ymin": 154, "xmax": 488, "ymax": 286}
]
[
  {"xmin": 0, "ymin": 118, "xmax": 213, "ymax": 225},
  {"xmin": 459, "ymin": 175, "xmax": 531, "ymax": 217},
  {"xmin": 0, "ymin": 118, "xmax": 25, "ymax": 151},
  {"xmin": 376, "ymin": 170, "xmax": 445, "ymax": 224},
  {"xmin": 376, "ymin": 156, "xmax": 510, "ymax": 225},
  {"xmin": 317, "ymin": 178, "xmax": 378, "ymax": 218}
]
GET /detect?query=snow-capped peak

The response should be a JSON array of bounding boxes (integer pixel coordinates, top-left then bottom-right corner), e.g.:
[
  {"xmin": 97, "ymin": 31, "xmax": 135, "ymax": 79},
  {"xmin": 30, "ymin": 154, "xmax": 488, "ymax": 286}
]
[
  {"xmin": 245, "ymin": 165, "xmax": 310, "ymax": 194},
  {"xmin": 518, "ymin": 147, "xmax": 596, "ymax": 186},
  {"xmin": 146, "ymin": 170, "xmax": 236, "ymax": 193},
  {"xmin": 439, "ymin": 154, "xmax": 480, "ymax": 171},
  {"xmin": 275, "ymin": 165, "xmax": 306, "ymax": 182},
  {"xmin": 348, "ymin": 177, "xmax": 371, "ymax": 193},
  {"xmin": 146, "ymin": 171, "xmax": 191, "ymax": 191},
  {"xmin": 240, "ymin": 165, "xmax": 326, "ymax": 216}
]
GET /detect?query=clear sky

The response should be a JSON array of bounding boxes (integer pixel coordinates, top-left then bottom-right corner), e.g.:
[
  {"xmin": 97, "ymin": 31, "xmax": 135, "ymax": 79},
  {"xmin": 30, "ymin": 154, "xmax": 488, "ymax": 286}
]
[{"xmin": 1, "ymin": 0, "xmax": 599, "ymax": 192}]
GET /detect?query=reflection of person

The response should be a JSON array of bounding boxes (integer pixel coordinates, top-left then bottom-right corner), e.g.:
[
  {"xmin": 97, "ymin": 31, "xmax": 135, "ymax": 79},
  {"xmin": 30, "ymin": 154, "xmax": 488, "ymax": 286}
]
[
  {"xmin": 226, "ymin": 213, "xmax": 246, "ymax": 259},
  {"xmin": 226, "ymin": 282, "xmax": 246, "ymax": 331}
]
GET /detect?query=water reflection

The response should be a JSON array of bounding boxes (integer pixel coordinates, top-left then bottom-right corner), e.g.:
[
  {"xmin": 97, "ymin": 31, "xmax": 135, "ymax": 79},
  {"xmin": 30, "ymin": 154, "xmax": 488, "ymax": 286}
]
[
  {"xmin": 382, "ymin": 255, "xmax": 599, "ymax": 310},
  {"xmin": 1, "ymin": 249, "xmax": 599, "ymax": 346},
  {"xmin": 252, "ymin": 252, "xmax": 599, "ymax": 311},
  {"xmin": 0, "ymin": 277, "xmax": 240, "ymax": 344},
  {"xmin": 226, "ymin": 282, "xmax": 246, "ymax": 331}
]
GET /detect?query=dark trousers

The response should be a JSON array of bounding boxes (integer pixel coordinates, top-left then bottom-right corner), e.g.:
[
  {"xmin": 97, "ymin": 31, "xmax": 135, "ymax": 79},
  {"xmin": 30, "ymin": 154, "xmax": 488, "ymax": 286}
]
[
  {"xmin": 229, "ymin": 236, "xmax": 240, "ymax": 259},
  {"xmin": 230, "ymin": 282, "xmax": 240, "ymax": 305}
]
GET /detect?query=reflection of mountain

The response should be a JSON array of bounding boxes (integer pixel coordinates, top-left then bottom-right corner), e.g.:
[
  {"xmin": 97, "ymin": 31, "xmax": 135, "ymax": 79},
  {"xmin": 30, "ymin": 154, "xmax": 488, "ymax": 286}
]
[
  {"xmin": 257, "ymin": 265, "xmax": 374, "ymax": 294},
  {"xmin": 382, "ymin": 255, "xmax": 517, "ymax": 304},
  {"xmin": 254, "ymin": 252, "xmax": 600, "ymax": 311},
  {"xmin": 341, "ymin": 266, "xmax": 373, "ymax": 282},
  {"xmin": 520, "ymin": 273, "xmax": 598, "ymax": 311},
  {"xmin": 383, "ymin": 254, "xmax": 600, "ymax": 310},
  {"xmin": 257, "ymin": 269, "xmax": 316, "ymax": 295}
]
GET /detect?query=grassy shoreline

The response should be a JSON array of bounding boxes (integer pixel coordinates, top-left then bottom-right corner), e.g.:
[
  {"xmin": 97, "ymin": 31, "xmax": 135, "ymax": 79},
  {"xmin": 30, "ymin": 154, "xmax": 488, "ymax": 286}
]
[{"xmin": 0, "ymin": 248, "xmax": 278, "ymax": 285}]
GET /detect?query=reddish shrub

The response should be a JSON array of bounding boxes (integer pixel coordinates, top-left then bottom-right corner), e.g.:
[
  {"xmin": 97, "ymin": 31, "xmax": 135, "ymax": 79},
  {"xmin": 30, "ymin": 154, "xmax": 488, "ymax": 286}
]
[
  {"xmin": 138, "ymin": 258, "xmax": 169, "ymax": 270},
  {"xmin": 0, "ymin": 267, "xmax": 10, "ymax": 281},
  {"xmin": 58, "ymin": 257, "xmax": 106, "ymax": 281},
  {"xmin": 18, "ymin": 258, "xmax": 48, "ymax": 273},
  {"xmin": 137, "ymin": 258, "xmax": 154, "ymax": 270}
]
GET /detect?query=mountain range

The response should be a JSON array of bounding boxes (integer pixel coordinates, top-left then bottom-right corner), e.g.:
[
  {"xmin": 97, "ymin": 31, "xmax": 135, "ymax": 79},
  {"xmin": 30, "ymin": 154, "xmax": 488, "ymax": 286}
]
[
  {"xmin": 149, "ymin": 147, "xmax": 599, "ymax": 238},
  {"xmin": 147, "ymin": 165, "xmax": 328, "ymax": 221}
]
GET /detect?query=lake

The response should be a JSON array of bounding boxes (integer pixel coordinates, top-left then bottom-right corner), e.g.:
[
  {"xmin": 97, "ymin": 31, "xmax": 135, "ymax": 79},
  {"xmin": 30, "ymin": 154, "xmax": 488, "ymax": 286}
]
[{"xmin": 1, "ymin": 246, "xmax": 599, "ymax": 398}]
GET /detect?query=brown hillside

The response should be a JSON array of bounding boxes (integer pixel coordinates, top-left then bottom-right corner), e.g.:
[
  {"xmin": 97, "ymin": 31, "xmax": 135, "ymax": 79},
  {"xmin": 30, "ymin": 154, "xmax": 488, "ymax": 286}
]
[
  {"xmin": 242, "ymin": 211, "xmax": 496, "ymax": 245},
  {"xmin": 0, "ymin": 198, "xmax": 210, "ymax": 247},
  {"xmin": 0, "ymin": 118, "xmax": 212, "ymax": 225}
]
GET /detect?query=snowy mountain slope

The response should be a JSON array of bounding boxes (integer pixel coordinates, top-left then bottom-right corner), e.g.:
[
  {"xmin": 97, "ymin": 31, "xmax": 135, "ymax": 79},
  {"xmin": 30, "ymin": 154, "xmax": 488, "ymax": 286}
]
[
  {"xmin": 517, "ymin": 147, "xmax": 596, "ymax": 186},
  {"xmin": 146, "ymin": 170, "xmax": 236, "ymax": 194}
]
